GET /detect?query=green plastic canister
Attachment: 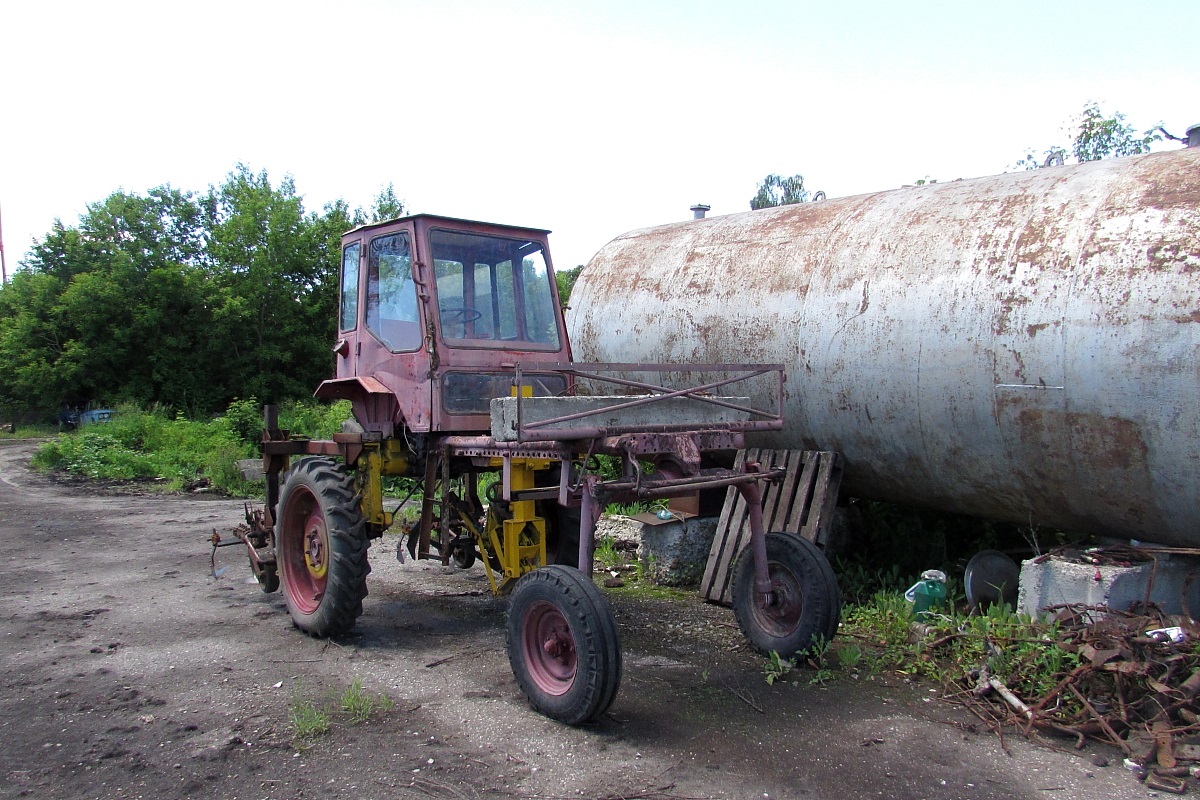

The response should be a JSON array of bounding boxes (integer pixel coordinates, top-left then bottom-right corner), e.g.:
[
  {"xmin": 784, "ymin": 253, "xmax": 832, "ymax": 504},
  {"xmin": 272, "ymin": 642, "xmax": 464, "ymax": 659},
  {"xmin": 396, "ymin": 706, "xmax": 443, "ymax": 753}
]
[{"xmin": 905, "ymin": 569, "xmax": 948, "ymax": 620}]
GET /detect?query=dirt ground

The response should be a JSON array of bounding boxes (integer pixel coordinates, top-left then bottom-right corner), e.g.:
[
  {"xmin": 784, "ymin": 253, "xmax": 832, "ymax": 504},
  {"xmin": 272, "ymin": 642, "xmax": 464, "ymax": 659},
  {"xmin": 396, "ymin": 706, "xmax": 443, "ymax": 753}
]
[{"xmin": 0, "ymin": 441, "xmax": 1155, "ymax": 800}]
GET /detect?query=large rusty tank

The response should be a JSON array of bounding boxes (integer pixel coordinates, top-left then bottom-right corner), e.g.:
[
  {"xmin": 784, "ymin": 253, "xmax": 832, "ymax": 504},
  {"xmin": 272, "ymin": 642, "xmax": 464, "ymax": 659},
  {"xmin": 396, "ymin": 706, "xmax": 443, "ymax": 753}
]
[{"xmin": 567, "ymin": 148, "xmax": 1200, "ymax": 547}]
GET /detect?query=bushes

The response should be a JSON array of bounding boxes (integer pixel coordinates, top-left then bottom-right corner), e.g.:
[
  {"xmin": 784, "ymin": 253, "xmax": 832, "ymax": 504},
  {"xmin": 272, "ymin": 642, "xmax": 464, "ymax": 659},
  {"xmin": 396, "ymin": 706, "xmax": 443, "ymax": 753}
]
[{"xmin": 31, "ymin": 398, "xmax": 352, "ymax": 495}]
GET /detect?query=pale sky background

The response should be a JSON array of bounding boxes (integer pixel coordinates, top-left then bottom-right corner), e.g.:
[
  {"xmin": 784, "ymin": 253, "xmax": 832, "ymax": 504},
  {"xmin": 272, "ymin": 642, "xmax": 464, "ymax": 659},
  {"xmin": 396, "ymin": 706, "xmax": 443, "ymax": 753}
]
[{"xmin": 1, "ymin": 0, "xmax": 1197, "ymax": 274}]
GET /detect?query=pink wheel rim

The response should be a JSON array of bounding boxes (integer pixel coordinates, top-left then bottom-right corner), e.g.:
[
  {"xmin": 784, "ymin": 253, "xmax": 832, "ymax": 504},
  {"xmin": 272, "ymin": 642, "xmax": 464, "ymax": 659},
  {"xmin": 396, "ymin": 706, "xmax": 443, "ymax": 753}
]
[
  {"xmin": 280, "ymin": 485, "xmax": 328, "ymax": 615},
  {"xmin": 521, "ymin": 600, "xmax": 577, "ymax": 696}
]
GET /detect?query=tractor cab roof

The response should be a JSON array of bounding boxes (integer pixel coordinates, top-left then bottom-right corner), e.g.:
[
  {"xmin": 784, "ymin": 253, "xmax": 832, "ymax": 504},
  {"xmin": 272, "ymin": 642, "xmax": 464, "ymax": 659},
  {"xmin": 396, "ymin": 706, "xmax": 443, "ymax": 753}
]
[{"xmin": 344, "ymin": 213, "xmax": 551, "ymax": 239}]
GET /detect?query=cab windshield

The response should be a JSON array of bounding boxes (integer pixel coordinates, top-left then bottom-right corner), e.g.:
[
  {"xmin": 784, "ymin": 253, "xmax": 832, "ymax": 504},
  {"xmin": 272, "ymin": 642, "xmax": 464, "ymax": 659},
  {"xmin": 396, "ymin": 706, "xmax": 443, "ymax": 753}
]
[{"xmin": 430, "ymin": 229, "xmax": 561, "ymax": 349}]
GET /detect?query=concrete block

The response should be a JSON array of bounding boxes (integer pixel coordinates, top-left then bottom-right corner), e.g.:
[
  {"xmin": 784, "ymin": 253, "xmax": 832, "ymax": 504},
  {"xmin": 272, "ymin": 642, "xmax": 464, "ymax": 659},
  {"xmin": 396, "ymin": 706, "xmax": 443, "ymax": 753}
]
[
  {"xmin": 593, "ymin": 513, "xmax": 718, "ymax": 587},
  {"xmin": 595, "ymin": 514, "xmax": 643, "ymax": 548},
  {"xmin": 490, "ymin": 395, "xmax": 750, "ymax": 441},
  {"xmin": 640, "ymin": 516, "xmax": 719, "ymax": 586},
  {"xmin": 236, "ymin": 459, "xmax": 265, "ymax": 481},
  {"xmin": 1018, "ymin": 553, "xmax": 1200, "ymax": 618}
]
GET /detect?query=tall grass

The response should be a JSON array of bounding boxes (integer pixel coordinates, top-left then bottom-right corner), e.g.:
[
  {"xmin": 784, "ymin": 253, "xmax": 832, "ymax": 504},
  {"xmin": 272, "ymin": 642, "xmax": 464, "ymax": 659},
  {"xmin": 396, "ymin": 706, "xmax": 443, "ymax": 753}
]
[{"xmin": 31, "ymin": 399, "xmax": 352, "ymax": 495}]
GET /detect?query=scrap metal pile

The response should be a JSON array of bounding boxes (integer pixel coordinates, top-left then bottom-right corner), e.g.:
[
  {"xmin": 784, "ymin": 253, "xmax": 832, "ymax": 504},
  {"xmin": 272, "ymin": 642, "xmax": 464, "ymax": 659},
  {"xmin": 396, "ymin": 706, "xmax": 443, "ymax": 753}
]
[{"xmin": 942, "ymin": 580, "xmax": 1200, "ymax": 794}]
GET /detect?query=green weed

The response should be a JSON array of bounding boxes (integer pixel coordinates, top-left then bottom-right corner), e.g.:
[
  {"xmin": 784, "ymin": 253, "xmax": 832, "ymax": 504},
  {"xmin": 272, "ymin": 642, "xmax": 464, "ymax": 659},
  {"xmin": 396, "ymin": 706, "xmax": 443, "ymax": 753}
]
[
  {"xmin": 604, "ymin": 501, "xmax": 652, "ymax": 516},
  {"xmin": 764, "ymin": 651, "xmax": 795, "ymax": 685},
  {"xmin": 289, "ymin": 698, "xmax": 330, "ymax": 740},
  {"xmin": 594, "ymin": 536, "xmax": 622, "ymax": 570},
  {"xmin": 841, "ymin": 591, "xmax": 1079, "ymax": 693},
  {"xmin": 337, "ymin": 678, "xmax": 394, "ymax": 724},
  {"xmin": 836, "ymin": 643, "xmax": 862, "ymax": 671}
]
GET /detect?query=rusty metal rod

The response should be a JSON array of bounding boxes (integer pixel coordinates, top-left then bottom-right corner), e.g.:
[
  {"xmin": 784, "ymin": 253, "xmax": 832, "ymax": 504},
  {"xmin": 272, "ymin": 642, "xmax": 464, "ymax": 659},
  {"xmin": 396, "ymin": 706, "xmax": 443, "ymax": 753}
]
[
  {"xmin": 516, "ymin": 419, "xmax": 780, "ymax": 442},
  {"xmin": 519, "ymin": 371, "xmax": 782, "ymax": 432}
]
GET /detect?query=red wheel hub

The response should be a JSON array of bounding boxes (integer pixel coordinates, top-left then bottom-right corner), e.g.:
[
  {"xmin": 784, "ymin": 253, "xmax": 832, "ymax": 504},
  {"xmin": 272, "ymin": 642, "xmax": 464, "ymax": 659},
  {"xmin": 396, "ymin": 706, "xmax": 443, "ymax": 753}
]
[{"xmin": 753, "ymin": 562, "xmax": 804, "ymax": 637}]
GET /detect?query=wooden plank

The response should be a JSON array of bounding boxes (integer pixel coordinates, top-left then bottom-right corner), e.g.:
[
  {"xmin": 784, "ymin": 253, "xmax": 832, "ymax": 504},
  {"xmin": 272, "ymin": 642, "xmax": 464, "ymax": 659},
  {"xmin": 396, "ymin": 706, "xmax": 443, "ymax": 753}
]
[
  {"xmin": 700, "ymin": 449, "xmax": 748, "ymax": 600},
  {"xmin": 785, "ymin": 451, "xmax": 818, "ymax": 533},
  {"xmin": 704, "ymin": 448, "xmax": 844, "ymax": 605},
  {"xmin": 759, "ymin": 449, "xmax": 791, "ymax": 532},
  {"xmin": 709, "ymin": 448, "xmax": 781, "ymax": 605},
  {"xmin": 767, "ymin": 449, "xmax": 803, "ymax": 532},
  {"xmin": 802, "ymin": 452, "xmax": 844, "ymax": 545},
  {"xmin": 707, "ymin": 448, "xmax": 757, "ymax": 602}
]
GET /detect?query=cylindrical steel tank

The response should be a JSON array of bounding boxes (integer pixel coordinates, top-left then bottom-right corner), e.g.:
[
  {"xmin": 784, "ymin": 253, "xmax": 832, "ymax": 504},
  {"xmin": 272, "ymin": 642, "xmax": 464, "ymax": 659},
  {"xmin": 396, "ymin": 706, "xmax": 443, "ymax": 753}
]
[{"xmin": 568, "ymin": 149, "xmax": 1200, "ymax": 547}]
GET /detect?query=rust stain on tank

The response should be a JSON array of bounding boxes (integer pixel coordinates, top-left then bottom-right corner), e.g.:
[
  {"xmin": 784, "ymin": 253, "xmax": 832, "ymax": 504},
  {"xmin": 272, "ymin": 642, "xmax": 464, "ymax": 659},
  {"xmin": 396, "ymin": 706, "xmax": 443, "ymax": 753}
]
[
  {"xmin": 1026, "ymin": 322, "xmax": 1051, "ymax": 337},
  {"xmin": 570, "ymin": 147, "xmax": 1200, "ymax": 546},
  {"xmin": 1066, "ymin": 413, "xmax": 1149, "ymax": 473}
]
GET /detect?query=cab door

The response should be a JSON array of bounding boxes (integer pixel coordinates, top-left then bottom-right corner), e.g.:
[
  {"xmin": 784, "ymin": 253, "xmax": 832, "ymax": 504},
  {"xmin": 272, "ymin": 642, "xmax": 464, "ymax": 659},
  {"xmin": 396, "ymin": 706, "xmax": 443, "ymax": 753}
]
[
  {"xmin": 354, "ymin": 224, "xmax": 434, "ymax": 431},
  {"xmin": 334, "ymin": 240, "xmax": 363, "ymax": 380}
]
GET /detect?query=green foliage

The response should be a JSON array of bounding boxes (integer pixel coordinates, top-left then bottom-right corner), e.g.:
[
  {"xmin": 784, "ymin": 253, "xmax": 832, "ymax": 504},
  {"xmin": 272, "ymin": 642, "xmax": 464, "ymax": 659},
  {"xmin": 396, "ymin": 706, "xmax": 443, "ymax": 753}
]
[
  {"xmin": 277, "ymin": 399, "xmax": 354, "ymax": 441},
  {"xmin": 0, "ymin": 165, "xmax": 377, "ymax": 418},
  {"xmin": 370, "ymin": 183, "xmax": 406, "ymax": 223},
  {"xmin": 764, "ymin": 650, "xmax": 795, "ymax": 685},
  {"xmin": 337, "ymin": 678, "xmax": 395, "ymax": 724},
  {"xmin": 1072, "ymin": 102, "xmax": 1161, "ymax": 162},
  {"xmin": 32, "ymin": 405, "xmax": 255, "ymax": 491},
  {"xmin": 836, "ymin": 643, "xmax": 862, "ymax": 671},
  {"xmin": 1014, "ymin": 102, "xmax": 1162, "ymax": 170},
  {"xmin": 0, "ymin": 422, "xmax": 56, "ymax": 439},
  {"xmin": 29, "ymin": 399, "xmax": 350, "ymax": 494},
  {"xmin": 555, "ymin": 265, "xmax": 583, "ymax": 305},
  {"xmin": 290, "ymin": 697, "xmax": 330, "ymax": 740},
  {"xmin": 750, "ymin": 173, "xmax": 809, "ymax": 210},
  {"xmin": 842, "ymin": 592, "xmax": 1079, "ymax": 696},
  {"xmin": 805, "ymin": 634, "xmax": 836, "ymax": 685},
  {"xmin": 223, "ymin": 397, "xmax": 264, "ymax": 444},
  {"xmin": 604, "ymin": 501, "xmax": 653, "ymax": 516},
  {"xmin": 290, "ymin": 678, "xmax": 393, "ymax": 740},
  {"xmin": 842, "ymin": 592, "xmax": 914, "ymax": 674},
  {"xmin": 594, "ymin": 536, "xmax": 622, "ymax": 570}
]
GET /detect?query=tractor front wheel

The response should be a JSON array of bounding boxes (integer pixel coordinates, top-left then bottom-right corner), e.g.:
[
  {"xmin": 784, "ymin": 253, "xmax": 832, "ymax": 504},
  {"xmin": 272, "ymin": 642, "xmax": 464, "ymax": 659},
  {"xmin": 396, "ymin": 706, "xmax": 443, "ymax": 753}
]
[
  {"xmin": 276, "ymin": 457, "xmax": 371, "ymax": 637},
  {"xmin": 731, "ymin": 532, "xmax": 841, "ymax": 657},
  {"xmin": 506, "ymin": 566, "xmax": 621, "ymax": 724}
]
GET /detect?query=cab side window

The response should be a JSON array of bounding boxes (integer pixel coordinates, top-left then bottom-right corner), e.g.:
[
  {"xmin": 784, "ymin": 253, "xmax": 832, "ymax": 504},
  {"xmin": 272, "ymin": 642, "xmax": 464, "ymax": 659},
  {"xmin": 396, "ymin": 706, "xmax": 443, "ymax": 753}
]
[
  {"xmin": 339, "ymin": 242, "xmax": 361, "ymax": 332},
  {"xmin": 365, "ymin": 233, "xmax": 422, "ymax": 352}
]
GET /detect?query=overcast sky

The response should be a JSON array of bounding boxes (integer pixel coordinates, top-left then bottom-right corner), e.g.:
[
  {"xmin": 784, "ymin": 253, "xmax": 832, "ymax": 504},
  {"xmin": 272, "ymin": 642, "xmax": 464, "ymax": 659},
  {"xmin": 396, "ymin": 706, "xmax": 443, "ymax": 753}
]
[{"xmin": 2, "ymin": 0, "xmax": 1196, "ymax": 274}]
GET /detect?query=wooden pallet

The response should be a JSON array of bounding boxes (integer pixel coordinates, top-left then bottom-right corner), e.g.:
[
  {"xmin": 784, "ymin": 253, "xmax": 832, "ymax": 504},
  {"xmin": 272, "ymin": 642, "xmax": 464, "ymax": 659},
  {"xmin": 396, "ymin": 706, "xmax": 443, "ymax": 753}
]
[{"xmin": 700, "ymin": 449, "xmax": 843, "ymax": 606}]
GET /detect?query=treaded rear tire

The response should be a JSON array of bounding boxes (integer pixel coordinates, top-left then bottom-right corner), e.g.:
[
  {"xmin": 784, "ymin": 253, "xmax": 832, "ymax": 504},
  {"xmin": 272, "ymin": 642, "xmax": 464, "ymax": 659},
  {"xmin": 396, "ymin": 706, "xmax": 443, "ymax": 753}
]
[
  {"xmin": 276, "ymin": 457, "xmax": 371, "ymax": 637},
  {"xmin": 732, "ymin": 532, "xmax": 840, "ymax": 657},
  {"xmin": 506, "ymin": 566, "xmax": 621, "ymax": 724}
]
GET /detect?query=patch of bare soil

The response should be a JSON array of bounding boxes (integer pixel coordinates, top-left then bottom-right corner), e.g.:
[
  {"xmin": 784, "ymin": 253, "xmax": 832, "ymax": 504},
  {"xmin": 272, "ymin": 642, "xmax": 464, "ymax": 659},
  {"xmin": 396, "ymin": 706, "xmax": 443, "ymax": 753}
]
[{"xmin": 0, "ymin": 443, "xmax": 1145, "ymax": 800}]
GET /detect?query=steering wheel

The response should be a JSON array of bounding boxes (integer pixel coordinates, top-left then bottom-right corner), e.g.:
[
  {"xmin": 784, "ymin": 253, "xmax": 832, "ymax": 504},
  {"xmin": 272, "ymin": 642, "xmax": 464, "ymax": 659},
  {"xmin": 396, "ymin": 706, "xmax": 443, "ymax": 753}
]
[{"xmin": 440, "ymin": 306, "xmax": 484, "ymax": 324}]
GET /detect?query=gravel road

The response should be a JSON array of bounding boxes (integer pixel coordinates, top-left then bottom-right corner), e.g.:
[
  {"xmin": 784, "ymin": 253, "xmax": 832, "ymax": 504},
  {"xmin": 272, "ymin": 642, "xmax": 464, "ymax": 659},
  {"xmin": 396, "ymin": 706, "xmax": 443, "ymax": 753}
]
[{"xmin": 0, "ymin": 441, "xmax": 1143, "ymax": 799}]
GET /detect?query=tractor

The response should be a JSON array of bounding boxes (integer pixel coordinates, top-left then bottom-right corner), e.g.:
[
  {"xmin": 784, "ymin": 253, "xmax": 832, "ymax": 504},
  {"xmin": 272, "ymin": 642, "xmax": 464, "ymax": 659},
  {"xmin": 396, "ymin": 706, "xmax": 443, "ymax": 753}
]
[{"xmin": 230, "ymin": 214, "xmax": 840, "ymax": 724}]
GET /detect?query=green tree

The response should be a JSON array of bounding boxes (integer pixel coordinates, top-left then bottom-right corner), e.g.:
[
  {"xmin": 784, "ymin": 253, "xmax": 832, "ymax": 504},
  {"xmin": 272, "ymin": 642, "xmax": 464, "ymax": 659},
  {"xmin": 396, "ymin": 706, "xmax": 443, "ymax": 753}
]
[
  {"xmin": 750, "ymin": 173, "xmax": 809, "ymax": 210},
  {"xmin": 202, "ymin": 165, "xmax": 342, "ymax": 405},
  {"xmin": 1014, "ymin": 102, "xmax": 1161, "ymax": 170},
  {"xmin": 555, "ymin": 265, "xmax": 583, "ymax": 306},
  {"xmin": 6, "ymin": 187, "xmax": 218, "ymax": 412},
  {"xmin": 0, "ymin": 166, "xmax": 367, "ymax": 417},
  {"xmin": 370, "ymin": 183, "xmax": 406, "ymax": 222}
]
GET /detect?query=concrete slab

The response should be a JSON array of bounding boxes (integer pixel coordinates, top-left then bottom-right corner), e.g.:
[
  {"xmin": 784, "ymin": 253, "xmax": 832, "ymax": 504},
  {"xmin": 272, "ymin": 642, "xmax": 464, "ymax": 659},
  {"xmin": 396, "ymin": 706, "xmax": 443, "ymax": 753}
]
[{"xmin": 1019, "ymin": 552, "xmax": 1200, "ymax": 618}]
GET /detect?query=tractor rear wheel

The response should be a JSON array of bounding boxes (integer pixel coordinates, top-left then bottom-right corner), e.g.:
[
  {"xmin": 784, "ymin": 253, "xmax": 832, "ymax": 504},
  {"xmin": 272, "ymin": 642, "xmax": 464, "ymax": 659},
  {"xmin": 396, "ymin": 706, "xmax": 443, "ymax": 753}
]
[
  {"xmin": 506, "ymin": 566, "xmax": 621, "ymax": 724},
  {"xmin": 732, "ymin": 532, "xmax": 840, "ymax": 657},
  {"xmin": 276, "ymin": 457, "xmax": 371, "ymax": 637}
]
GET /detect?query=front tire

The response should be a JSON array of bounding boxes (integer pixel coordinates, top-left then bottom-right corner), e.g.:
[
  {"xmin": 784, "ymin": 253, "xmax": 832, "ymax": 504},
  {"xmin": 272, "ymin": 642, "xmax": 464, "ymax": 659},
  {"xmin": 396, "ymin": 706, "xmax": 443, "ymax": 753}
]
[
  {"xmin": 506, "ymin": 566, "xmax": 621, "ymax": 724},
  {"xmin": 732, "ymin": 532, "xmax": 840, "ymax": 657},
  {"xmin": 276, "ymin": 457, "xmax": 371, "ymax": 637}
]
